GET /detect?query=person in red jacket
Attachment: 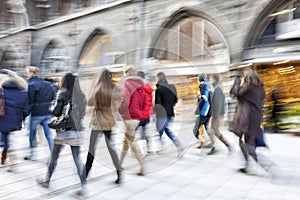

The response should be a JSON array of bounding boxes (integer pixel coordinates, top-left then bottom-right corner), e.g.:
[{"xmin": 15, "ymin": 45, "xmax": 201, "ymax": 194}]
[
  {"xmin": 118, "ymin": 66, "xmax": 146, "ymax": 176},
  {"xmin": 137, "ymin": 71, "xmax": 153, "ymax": 153}
]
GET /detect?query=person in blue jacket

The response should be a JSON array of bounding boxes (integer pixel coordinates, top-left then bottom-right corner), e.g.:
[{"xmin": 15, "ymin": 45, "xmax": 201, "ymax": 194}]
[{"xmin": 0, "ymin": 69, "xmax": 30, "ymax": 167}]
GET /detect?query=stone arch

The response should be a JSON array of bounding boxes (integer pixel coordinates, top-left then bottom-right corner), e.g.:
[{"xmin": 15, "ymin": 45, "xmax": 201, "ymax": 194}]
[
  {"xmin": 148, "ymin": 7, "xmax": 230, "ymax": 75},
  {"xmin": 39, "ymin": 39, "xmax": 70, "ymax": 75},
  {"xmin": 0, "ymin": 44, "xmax": 24, "ymax": 73},
  {"xmin": 243, "ymin": 0, "xmax": 294, "ymax": 54}
]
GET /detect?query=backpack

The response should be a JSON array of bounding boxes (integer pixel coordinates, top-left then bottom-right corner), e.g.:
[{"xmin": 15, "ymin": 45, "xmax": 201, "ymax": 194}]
[{"xmin": 0, "ymin": 88, "xmax": 4, "ymax": 116}]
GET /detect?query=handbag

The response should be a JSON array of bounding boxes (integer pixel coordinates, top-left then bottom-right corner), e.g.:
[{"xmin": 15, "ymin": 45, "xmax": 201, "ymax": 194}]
[{"xmin": 48, "ymin": 100, "xmax": 74, "ymax": 132}]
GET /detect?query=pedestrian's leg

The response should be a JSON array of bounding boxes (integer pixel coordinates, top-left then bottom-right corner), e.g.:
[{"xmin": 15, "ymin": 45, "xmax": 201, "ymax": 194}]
[
  {"xmin": 164, "ymin": 118, "xmax": 183, "ymax": 156},
  {"xmin": 193, "ymin": 116, "xmax": 201, "ymax": 139},
  {"xmin": 1, "ymin": 132, "xmax": 8, "ymax": 165},
  {"xmin": 125, "ymin": 120, "xmax": 144, "ymax": 175},
  {"xmin": 104, "ymin": 130, "xmax": 122, "ymax": 183},
  {"xmin": 41, "ymin": 115, "xmax": 53, "ymax": 152},
  {"xmin": 36, "ymin": 143, "xmax": 62, "ymax": 188},
  {"xmin": 119, "ymin": 128, "xmax": 130, "ymax": 167},
  {"xmin": 85, "ymin": 130, "xmax": 100, "ymax": 177},
  {"xmin": 27, "ymin": 116, "xmax": 41, "ymax": 159},
  {"xmin": 71, "ymin": 146, "xmax": 86, "ymax": 188}
]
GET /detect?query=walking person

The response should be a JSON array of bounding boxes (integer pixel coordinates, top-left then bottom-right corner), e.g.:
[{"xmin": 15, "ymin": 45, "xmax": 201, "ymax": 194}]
[
  {"xmin": 193, "ymin": 73, "xmax": 211, "ymax": 148},
  {"xmin": 36, "ymin": 73, "xmax": 87, "ymax": 196},
  {"xmin": 0, "ymin": 69, "xmax": 30, "ymax": 170},
  {"xmin": 136, "ymin": 71, "xmax": 153, "ymax": 153},
  {"xmin": 154, "ymin": 72, "xmax": 183, "ymax": 156},
  {"xmin": 85, "ymin": 69, "xmax": 122, "ymax": 184},
  {"xmin": 207, "ymin": 74, "xmax": 232, "ymax": 155},
  {"xmin": 118, "ymin": 66, "xmax": 146, "ymax": 176},
  {"xmin": 229, "ymin": 69, "xmax": 276, "ymax": 175},
  {"xmin": 24, "ymin": 66, "xmax": 55, "ymax": 160}
]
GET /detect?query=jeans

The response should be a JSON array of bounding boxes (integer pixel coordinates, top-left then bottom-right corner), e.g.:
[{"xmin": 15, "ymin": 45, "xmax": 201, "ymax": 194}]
[
  {"xmin": 45, "ymin": 144, "xmax": 86, "ymax": 186},
  {"xmin": 193, "ymin": 115, "xmax": 210, "ymax": 139},
  {"xmin": 29, "ymin": 115, "xmax": 53, "ymax": 153},
  {"xmin": 85, "ymin": 130, "xmax": 121, "ymax": 177},
  {"xmin": 156, "ymin": 117, "xmax": 181, "ymax": 149},
  {"xmin": 1, "ymin": 132, "xmax": 9, "ymax": 150}
]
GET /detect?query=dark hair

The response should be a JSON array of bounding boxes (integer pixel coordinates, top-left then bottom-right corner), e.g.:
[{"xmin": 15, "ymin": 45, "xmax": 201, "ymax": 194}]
[
  {"xmin": 242, "ymin": 69, "xmax": 264, "ymax": 88},
  {"xmin": 61, "ymin": 73, "xmax": 84, "ymax": 100},
  {"xmin": 156, "ymin": 72, "xmax": 168, "ymax": 84},
  {"xmin": 137, "ymin": 71, "xmax": 145, "ymax": 79}
]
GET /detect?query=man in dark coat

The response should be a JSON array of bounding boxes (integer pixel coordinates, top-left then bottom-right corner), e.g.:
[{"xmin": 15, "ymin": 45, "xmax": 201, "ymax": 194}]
[
  {"xmin": 24, "ymin": 66, "xmax": 55, "ymax": 160},
  {"xmin": 0, "ymin": 70, "xmax": 30, "ymax": 167},
  {"xmin": 154, "ymin": 72, "xmax": 183, "ymax": 157}
]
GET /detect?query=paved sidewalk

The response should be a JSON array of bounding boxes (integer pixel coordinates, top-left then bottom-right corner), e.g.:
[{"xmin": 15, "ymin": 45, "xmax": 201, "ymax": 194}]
[{"xmin": 0, "ymin": 116, "xmax": 300, "ymax": 200}]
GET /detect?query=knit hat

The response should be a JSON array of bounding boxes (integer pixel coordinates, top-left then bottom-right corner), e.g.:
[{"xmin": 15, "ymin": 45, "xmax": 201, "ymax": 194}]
[{"xmin": 198, "ymin": 73, "xmax": 207, "ymax": 81}]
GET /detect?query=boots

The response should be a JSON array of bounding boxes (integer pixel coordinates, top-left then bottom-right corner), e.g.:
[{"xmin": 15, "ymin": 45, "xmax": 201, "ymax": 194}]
[
  {"xmin": 1, "ymin": 149, "xmax": 8, "ymax": 165},
  {"xmin": 115, "ymin": 169, "xmax": 122, "ymax": 184}
]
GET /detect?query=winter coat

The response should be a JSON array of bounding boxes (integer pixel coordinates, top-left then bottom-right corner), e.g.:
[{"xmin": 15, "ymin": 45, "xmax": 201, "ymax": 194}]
[
  {"xmin": 28, "ymin": 77, "xmax": 54, "ymax": 116},
  {"xmin": 230, "ymin": 83, "xmax": 265, "ymax": 137},
  {"xmin": 88, "ymin": 86, "xmax": 119, "ymax": 131},
  {"xmin": 154, "ymin": 82, "xmax": 178, "ymax": 118},
  {"xmin": 0, "ymin": 77, "xmax": 30, "ymax": 133},
  {"xmin": 118, "ymin": 76, "xmax": 146, "ymax": 120},
  {"xmin": 211, "ymin": 83, "xmax": 225, "ymax": 119},
  {"xmin": 141, "ymin": 83, "xmax": 153, "ymax": 119}
]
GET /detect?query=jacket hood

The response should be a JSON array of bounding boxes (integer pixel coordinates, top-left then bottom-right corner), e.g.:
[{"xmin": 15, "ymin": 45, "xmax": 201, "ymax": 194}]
[
  {"xmin": 144, "ymin": 83, "xmax": 153, "ymax": 93},
  {"xmin": 125, "ymin": 77, "xmax": 144, "ymax": 92},
  {"xmin": 2, "ymin": 76, "xmax": 27, "ymax": 90}
]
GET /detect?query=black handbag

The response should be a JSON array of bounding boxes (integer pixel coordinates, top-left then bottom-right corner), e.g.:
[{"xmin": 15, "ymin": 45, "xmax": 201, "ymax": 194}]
[{"xmin": 48, "ymin": 101, "xmax": 74, "ymax": 132}]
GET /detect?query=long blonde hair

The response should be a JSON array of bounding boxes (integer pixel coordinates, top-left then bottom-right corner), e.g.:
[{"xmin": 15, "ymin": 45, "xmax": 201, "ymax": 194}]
[{"xmin": 94, "ymin": 69, "xmax": 115, "ymax": 110}]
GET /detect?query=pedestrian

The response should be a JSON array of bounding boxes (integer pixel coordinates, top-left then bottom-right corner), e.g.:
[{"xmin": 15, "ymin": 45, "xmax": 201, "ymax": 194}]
[
  {"xmin": 154, "ymin": 72, "xmax": 183, "ymax": 156},
  {"xmin": 229, "ymin": 69, "xmax": 276, "ymax": 175},
  {"xmin": 207, "ymin": 74, "xmax": 232, "ymax": 155},
  {"xmin": 0, "ymin": 69, "xmax": 30, "ymax": 170},
  {"xmin": 136, "ymin": 71, "xmax": 153, "ymax": 153},
  {"xmin": 36, "ymin": 73, "xmax": 87, "ymax": 196},
  {"xmin": 24, "ymin": 66, "xmax": 55, "ymax": 160},
  {"xmin": 85, "ymin": 69, "xmax": 122, "ymax": 184},
  {"xmin": 118, "ymin": 66, "xmax": 146, "ymax": 176},
  {"xmin": 193, "ymin": 73, "xmax": 211, "ymax": 148}
]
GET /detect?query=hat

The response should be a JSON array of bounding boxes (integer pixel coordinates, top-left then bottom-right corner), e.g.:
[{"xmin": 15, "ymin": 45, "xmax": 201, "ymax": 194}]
[{"xmin": 198, "ymin": 73, "xmax": 207, "ymax": 81}]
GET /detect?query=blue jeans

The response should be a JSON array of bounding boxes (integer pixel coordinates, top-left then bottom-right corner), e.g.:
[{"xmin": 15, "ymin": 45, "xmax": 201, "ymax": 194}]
[
  {"xmin": 46, "ymin": 144, "xmax": 86, "ymax": 186},
  {"xmin": 29, "ymin": 115, "xmax": 53, "ymax": 152},
  {"xmin": 1, "ymin": 132, "xmax": 9, "ymax": 150},
  {"xmin": 156, "ymin": 117, "xmax": 181, "ymax": 149}
]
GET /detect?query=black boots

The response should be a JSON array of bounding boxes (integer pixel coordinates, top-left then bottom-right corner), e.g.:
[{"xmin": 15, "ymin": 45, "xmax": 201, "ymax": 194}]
[{"xmin": 115, "ymin": 169, "xmax": 122, "ymax": 184}]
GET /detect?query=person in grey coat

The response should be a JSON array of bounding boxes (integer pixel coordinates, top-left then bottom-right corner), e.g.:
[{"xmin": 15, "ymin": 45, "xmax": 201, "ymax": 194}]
[{"xmin": 207, "ymin": 74, "xmax": 231, "ymax": 155}]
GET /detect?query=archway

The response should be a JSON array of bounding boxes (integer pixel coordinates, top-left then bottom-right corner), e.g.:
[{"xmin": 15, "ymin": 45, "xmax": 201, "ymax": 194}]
[{"xmin": 243, "ymin": 0, "xmax": 300, "ymax": 132}]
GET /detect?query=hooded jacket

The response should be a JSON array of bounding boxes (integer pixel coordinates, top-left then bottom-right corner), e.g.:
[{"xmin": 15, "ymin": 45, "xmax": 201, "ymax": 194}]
[
  {"xmin": 118, "ymin": 76, "xmax": 146, "ymax": 120},
  {"xmin": 0, "ymin": 77, "xmax": 30, "ymax": 132},
  {"xmin": 141, "ymin": 83, "xmax": 153, "ymax": 119}
]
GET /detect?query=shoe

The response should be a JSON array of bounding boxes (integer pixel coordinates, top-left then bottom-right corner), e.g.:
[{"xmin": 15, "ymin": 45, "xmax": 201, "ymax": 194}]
[
  {"xmin": 136, "ymin": 172, "xmax": 144, "ymax": 176},
  {"xmin": 36, "ymin": 178, "xmax": 49, "ymax": 188},
  {"xmin": 115, "ymin": 170, "xmax": 122, "ymax": 184},
  {"xmin": 203, "ymin": 144, "xmax": 213, "ymax": 148},
  {"xmin": 238, "ymin": 168, "xmax": 248, "ymax": 174},
  {"xmin": 207, "ymin": 147, "xmax": 216, "ymax": 155},
  {"xmin": 75, "ymin": 189, "xmax": 86, "ymax": 196},
  {"xmin": 196, "ymin": 142, "xmax": 204, "ymax": 149},
  {"xmin": 24, "ymin": 156, "xmax": 32, "ymax": 161}
]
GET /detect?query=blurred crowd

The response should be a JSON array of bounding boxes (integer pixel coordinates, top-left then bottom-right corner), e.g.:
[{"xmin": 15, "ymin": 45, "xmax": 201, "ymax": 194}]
[{"xmin": 0, "ymin": 66, "xmax": 279, "ymax": 196}]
